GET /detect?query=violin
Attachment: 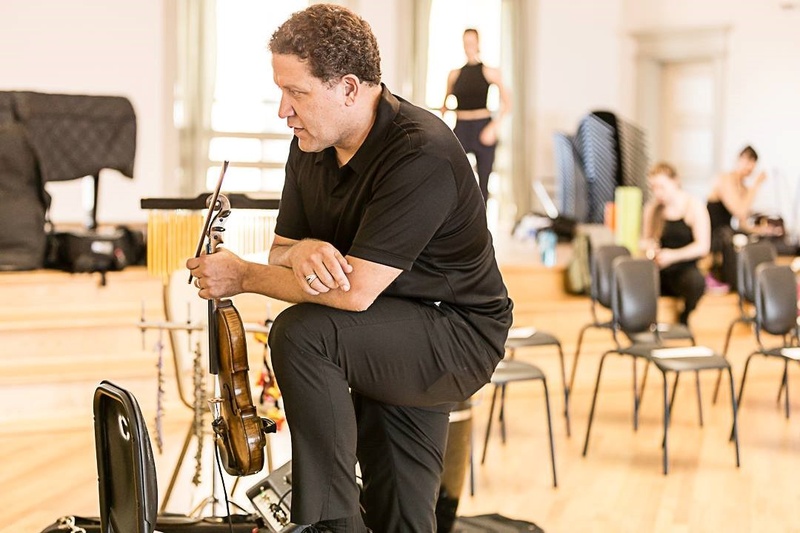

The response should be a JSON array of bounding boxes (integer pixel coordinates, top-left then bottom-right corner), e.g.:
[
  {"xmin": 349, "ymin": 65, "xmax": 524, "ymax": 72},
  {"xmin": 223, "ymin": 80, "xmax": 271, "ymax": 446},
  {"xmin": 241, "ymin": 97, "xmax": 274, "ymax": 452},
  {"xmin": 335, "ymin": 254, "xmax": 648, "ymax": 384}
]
[{"xmin": 190, "ymin": 161, "xmax": 275, "ymax": 477}]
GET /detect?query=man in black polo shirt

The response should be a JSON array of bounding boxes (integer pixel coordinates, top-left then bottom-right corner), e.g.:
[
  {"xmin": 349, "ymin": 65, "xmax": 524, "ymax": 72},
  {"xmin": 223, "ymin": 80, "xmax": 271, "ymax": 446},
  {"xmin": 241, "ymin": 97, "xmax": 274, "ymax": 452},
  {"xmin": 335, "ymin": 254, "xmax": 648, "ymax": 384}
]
[{"xmin": 187, "ymin": 4, "xmax": 512, "ymax": 532}]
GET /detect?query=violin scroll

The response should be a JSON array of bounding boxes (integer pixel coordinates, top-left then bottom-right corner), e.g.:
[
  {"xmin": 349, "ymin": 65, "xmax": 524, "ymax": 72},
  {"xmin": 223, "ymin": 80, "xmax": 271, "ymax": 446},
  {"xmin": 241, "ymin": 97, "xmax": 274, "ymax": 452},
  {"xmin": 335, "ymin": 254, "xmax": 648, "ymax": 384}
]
[{"xmin": 207, "ymin": 194, "xmax": 231, "ymax": 255}]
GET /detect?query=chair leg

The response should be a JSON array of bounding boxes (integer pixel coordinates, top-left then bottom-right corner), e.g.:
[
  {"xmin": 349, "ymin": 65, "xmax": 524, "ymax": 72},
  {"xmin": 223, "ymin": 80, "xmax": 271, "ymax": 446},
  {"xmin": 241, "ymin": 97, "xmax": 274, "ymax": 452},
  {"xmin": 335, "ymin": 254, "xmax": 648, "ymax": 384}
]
[
  {"xmin": 498, "ymin": 384, "xmax": 508, "ymax": 443},
  {"xmin": 634, "ymin": 360, "xmax": 651, "ymax": 431},
  {"xmin": 569, "ymin": 324, "xmax": 595, "ymax": 394},
  {"xmin": 783, "ymin": 360, "xmax": 790, "ymax": 419},
  {"xmin": 713, "ymin": 318, "xmax": 744, "ymax": 404},
  {"xmin": 728, "ymin": 367, "xmax": 741, "ymax": 467},
  {"xmin": 777, "ymin": 334, "xmax": 794, "ymax": 404},
  {"xmin": 777, "ymin": 365, "xmax": 787, "ymax": 404},
  {"xmin": 667, "ymin": 372, "xmax": 680, "ymax": 429},
  {"xmin": 735, "ymin": 352, "xmax": 758, "ymax": 419},
  {"xmin": 555, "ymin": 342, "xmax": 571, "ymax": 437},
  {"xmin": 540, "ymin": 378, "xmax": 558, "ymax": 488},
  {"xmin": 583, "ymin": 351, "xmax": 612, "ymax": 457},
  {"xmin": 481, "ymin": 386, "xmax": 500, "ymax": 465},
  {"xmin": 469, "ymin": 423, "xmax": 475, "ymax": 496},
  {"xmin": 633, "ymin": 358, "xmax": 649, "ymax": 431},
  {"xmin": 695, "ymin": 370, "xmax": 704, "ymax": 427},
  {"xmin": 633, "ymin": 358, "xmax": 639, "ymax": 431},
  {"xmin": 662, "ymin": 370, "xmax": 670, "ymax": 475}
]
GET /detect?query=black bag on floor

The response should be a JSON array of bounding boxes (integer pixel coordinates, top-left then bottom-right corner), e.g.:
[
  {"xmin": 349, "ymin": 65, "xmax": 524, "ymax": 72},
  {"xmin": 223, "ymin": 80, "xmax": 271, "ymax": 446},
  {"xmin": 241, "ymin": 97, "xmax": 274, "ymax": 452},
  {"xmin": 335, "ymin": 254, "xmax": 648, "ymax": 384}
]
[
  {"xmin": 44, "ymin": 225, "xmax": 145, "ymax": 283},
  {"xmin": 453, "ymin": 513, "xmax": 544, "ymax": 533}
]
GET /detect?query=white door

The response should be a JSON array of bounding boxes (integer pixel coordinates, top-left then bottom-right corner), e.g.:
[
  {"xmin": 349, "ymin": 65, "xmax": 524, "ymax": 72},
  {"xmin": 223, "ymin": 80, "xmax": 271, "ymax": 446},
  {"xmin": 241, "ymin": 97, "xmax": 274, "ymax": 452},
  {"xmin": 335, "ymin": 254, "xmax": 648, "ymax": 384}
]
[{"xmin": 658, "ymin": 60, "xmax": 717, "ymax": 200}]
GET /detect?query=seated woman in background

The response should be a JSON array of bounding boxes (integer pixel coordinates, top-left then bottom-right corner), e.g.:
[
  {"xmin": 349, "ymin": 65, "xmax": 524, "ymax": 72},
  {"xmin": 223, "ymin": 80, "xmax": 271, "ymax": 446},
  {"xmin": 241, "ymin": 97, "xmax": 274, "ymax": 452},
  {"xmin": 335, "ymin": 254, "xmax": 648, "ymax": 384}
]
[
  {"xmin": 706, "ymin": 145, "xmax": 769, "ymax": 291},
  {"xmin": 641, "ymin": 162, "xmax": 711, "ymax": 326}
]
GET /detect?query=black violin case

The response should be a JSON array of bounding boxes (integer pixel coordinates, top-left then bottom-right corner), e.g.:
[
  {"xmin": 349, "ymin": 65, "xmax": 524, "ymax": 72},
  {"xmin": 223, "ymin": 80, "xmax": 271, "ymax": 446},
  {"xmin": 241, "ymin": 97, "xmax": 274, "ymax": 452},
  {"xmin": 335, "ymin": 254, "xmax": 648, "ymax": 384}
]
[{"xmin": 39, "ymin": 381, "xmax": 260, "ymax": 533}]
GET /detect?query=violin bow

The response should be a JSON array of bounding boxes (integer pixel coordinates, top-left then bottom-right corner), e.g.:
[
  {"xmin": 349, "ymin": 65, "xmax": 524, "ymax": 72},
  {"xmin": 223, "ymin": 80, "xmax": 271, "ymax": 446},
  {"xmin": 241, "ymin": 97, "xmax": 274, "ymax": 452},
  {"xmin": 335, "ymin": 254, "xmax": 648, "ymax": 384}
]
[{"xmin": 188, "ymin": 160, "xmax": 230, "ymax": 284}]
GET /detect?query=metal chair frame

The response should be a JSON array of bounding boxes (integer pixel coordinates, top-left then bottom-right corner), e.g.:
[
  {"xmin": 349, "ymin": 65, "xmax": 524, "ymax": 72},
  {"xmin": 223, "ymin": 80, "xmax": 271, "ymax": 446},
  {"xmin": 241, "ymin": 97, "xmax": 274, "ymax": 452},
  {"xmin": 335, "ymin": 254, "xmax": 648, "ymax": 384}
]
[
  {"xmin": 582, "ymin": 257, "xmax": 741, "ymax": 474},
  {"xmin": 736, "ymin": 264, "xmax": 800, "ymax": 421},
  {"xmin": 479, "ymin": 359, "xmax": 557, "ymax": 488},
  {"xmin": 712, "ymin": 241, "xmax": 777, "ymax": 403},
  {"xmin": 572, "ymin": 245, "xmax": 700, "ymax": 425}
]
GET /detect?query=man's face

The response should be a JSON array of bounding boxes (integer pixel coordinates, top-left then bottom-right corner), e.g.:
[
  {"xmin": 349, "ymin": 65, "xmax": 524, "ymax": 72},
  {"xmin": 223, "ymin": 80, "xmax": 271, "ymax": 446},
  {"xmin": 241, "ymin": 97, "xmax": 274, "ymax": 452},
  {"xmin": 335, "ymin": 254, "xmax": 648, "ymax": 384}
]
[{"xmin": 272, "ymin": 53, "xmax": 347, "ymax": 153}]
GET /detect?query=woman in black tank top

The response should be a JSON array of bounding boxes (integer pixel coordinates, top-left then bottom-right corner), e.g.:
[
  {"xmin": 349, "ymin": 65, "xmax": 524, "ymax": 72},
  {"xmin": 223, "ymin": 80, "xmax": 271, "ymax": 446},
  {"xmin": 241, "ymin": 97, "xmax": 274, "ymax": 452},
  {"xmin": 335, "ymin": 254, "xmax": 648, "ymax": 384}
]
[
  {"xmin": 706, "ymin": 145, "xmax": 771, "ymax": 289},
  {"xmin": 441, "ymin": 29, "xmax": 511, "ymax": 205},
  {"xmin": 641, "ymin": 162, "xmax": 711, "ymax": 325}
]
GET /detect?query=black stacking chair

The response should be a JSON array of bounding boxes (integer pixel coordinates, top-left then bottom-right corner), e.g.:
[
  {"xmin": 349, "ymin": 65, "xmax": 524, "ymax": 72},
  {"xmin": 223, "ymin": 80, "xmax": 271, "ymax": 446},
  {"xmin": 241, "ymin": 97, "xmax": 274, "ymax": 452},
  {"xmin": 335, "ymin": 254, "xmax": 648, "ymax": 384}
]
[
  {"xmin": 505, "ymin": 328, "xmax": 571, "ymax": 436},
  {"xmin": 479, "ymin": 359, "xmax": 557, "ymax": 488},
  {"xmin": 712, "ymin": 241, "xmax": 777, "ymax": 403},
  {"xmin": 582, "ymin": 257, "xmax": 740, "ymax": 474},
  {"xmin": 736, "ymin": 264, "xmax": 800, "ymax": 420},
  {"xmin": 571, "ymin": 245, "xmax": 695, "ymax": 396}
]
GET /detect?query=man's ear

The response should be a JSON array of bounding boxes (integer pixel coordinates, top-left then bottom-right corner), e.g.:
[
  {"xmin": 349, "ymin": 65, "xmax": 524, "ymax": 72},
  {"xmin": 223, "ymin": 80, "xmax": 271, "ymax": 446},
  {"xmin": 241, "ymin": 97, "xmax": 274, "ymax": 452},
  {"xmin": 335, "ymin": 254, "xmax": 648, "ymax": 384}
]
[{"xmin": 342, "ymin": 75, "xmax": 360, "ymax": 105}]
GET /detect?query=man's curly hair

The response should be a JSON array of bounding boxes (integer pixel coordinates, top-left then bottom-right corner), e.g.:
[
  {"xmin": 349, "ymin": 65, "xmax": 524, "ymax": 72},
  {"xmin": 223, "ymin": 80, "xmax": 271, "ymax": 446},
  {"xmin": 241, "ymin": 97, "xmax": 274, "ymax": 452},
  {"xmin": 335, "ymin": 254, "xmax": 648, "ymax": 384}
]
[{"xmin": 269, "ymin": 4, "xmax": 381, "ymax": 86}]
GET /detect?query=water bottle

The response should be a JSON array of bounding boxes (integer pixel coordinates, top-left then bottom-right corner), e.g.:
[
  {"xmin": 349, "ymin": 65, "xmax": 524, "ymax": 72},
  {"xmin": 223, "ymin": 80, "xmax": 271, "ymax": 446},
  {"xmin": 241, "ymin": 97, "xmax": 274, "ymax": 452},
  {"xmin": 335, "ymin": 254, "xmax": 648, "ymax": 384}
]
[{"xmin": 538, "ymin": 229, "xmax": 557, "ymax": 267}]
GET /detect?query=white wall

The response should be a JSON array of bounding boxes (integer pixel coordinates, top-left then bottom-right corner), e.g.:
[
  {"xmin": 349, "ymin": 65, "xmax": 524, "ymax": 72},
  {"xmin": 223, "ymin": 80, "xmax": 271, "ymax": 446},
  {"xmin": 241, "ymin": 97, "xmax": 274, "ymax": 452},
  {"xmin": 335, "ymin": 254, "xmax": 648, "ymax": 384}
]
[
  {"xmin": 349, "ymin": 0, "xmax": 404, "ymax": 93},
  {"xmin": 623, "ymin": 0, "xmax": 800, "ymax": 219},
  {"xmin": 0, "ymin": 0, "xmax": 175, "ymax": 225},
  {"xmin": 531, "ymin": 0, "xmax": 627, "ymax": 182}
]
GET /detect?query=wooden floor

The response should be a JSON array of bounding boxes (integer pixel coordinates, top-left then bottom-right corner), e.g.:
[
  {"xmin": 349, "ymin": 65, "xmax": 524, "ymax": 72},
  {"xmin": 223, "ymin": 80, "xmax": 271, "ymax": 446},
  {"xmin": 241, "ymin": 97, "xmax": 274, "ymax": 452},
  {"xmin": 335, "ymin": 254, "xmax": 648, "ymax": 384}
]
[{"xmin": 3, "ymin": 250, "xmax": 800, "ymax": 532}]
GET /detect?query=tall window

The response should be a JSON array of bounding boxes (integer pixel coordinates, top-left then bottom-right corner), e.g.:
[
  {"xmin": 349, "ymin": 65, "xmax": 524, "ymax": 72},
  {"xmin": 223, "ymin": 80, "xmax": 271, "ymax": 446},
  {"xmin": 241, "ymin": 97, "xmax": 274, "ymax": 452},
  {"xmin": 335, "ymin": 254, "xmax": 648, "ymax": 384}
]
[
  {"xmin": 422, "ymin": 0, "xmax": 509, "ymax": 221},
  {"xmin": 177, "ymin": 0, "xmax": 308, "ymax": 194},
  {"xmin": 425, "ymin": 0, "xmax": 503, "ymax": 119}
]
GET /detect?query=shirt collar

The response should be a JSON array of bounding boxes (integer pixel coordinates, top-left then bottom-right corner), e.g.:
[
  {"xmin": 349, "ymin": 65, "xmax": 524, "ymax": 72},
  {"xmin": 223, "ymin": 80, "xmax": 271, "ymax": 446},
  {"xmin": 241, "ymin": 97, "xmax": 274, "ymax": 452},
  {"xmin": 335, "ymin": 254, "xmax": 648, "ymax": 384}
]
[{"xmin": 348, "ymin": 84, "xmax": 399, "ymax": 175}]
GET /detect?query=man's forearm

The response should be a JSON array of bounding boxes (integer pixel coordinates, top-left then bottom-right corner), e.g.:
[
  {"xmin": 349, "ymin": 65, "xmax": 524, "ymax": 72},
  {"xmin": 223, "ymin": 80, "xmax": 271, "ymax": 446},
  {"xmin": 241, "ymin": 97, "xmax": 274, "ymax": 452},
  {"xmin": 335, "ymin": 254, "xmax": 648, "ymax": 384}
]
[
  {"xmin": 242, "ymin": 261, "xmax": 373, "ymax": 312},
  {"xmin": 268, "ymin": 243, "xmax": 294, "ymax": 268}
]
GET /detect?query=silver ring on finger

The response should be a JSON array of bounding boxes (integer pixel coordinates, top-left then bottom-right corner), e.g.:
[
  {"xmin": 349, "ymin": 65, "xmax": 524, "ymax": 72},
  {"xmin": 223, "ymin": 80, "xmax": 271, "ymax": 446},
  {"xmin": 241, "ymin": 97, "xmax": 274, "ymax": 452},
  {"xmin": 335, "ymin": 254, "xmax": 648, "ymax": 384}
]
[
  {"xmin": 194, "ymin": 278, "xmax": 201, "ymax": 289},
  {"xmin": 305, "ymin": 273, "xmax": 318, "ymax": 285}
]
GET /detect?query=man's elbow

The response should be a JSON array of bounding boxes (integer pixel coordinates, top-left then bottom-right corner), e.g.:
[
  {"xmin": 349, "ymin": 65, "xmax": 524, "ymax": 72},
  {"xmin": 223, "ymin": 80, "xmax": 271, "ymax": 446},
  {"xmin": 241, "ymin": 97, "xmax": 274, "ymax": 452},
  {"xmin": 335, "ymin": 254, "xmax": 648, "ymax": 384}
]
[{"xmin": 338, "ymin": 288, "xmax": 379, "ymax": 312}]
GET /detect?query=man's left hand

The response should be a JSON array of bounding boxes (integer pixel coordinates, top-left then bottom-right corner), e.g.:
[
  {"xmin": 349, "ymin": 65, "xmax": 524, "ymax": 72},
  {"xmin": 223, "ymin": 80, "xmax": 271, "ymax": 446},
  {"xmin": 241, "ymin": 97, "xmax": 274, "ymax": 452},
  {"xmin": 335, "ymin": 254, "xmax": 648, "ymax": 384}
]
[{"xmin": 186, "ymin": 248, "xmax": 248, "ymax": 300}]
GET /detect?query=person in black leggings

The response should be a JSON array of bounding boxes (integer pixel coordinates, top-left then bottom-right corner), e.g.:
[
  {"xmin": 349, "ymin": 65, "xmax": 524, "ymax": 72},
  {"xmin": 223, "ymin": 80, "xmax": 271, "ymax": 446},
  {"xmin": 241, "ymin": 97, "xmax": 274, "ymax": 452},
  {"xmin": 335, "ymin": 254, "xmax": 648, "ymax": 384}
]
[
  {"xmin": 641, "ymin": 162, "xmax": 711, "ymax": 325},
  {"xmin": 441, "ymin": 28, "xmax": 511, "ymax": 205}
]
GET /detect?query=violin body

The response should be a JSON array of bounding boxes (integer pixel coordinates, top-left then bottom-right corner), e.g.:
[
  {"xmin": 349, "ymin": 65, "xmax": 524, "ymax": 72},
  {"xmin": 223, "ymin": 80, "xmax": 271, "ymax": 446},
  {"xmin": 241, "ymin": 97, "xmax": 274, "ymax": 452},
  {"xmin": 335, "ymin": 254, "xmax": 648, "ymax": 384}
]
[{"xmin": 211, "ymin": 299, "xmax": 274, "ymax": 476}]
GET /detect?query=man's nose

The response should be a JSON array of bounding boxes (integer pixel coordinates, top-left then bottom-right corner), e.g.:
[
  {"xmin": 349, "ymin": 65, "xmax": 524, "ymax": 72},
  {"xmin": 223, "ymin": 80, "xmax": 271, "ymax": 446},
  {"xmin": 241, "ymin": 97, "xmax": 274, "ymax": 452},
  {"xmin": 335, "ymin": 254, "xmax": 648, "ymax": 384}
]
[{"xmin": 278, "ymin": 97, "xmax": 294, "ymax": 119}]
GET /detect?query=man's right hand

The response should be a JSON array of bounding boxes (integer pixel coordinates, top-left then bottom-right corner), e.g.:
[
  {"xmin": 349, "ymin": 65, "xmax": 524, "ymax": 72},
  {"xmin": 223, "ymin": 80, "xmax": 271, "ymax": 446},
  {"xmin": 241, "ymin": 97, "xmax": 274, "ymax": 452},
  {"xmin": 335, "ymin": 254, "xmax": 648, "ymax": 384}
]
[{"xmin": 284, "ymin": 238, "xmax": 353, "ymax": 295}]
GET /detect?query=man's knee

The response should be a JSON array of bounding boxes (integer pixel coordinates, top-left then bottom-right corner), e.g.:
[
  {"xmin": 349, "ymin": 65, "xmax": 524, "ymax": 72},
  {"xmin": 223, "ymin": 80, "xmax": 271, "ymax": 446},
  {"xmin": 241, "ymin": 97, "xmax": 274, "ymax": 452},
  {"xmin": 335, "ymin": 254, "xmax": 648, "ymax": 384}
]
[{"xmin": 269, "ymin": 303, "xmax": 337, "ymax": 359}]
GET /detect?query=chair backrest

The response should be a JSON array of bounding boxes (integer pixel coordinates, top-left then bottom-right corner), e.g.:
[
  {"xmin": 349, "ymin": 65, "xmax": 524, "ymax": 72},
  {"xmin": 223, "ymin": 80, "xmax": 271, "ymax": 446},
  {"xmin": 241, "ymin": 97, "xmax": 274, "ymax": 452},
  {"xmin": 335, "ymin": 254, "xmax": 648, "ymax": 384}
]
[
  {"xmin": 591, "ymin": 245, "xmax": 631, "ymax": 308},
  {"xmin": 753, "ymin": 263, "xmax": 797, "ymax": 338},
  {"xmin": 94, "ymin": 381, "xmax": 158, "ymax": 533},
  {"xmin": 738, "ymin": 241, "xmax": 777, "ymax": 305},
  {"xmin": 611, "ymin": 257, "xmax": 658, "ymax": 336}
]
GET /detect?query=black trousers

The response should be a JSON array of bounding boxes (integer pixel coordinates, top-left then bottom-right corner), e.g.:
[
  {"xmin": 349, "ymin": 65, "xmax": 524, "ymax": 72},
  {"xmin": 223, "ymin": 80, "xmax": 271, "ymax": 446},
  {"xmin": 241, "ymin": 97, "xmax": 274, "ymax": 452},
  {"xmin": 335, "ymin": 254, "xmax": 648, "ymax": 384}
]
[
  {"xmin": 453, "ymin": 117, "xmax": 496, "ymax": 204},
  {"xmin": 268, "ymin": 296, "xmax": 500, "ymax": 532},
  {"xmin": 660, "ymin": 263, "xmax": 706, "ymax": 325},
  {"xmin": 710, "ymin": 226, "xmax": 738, "ymax": 290}
]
